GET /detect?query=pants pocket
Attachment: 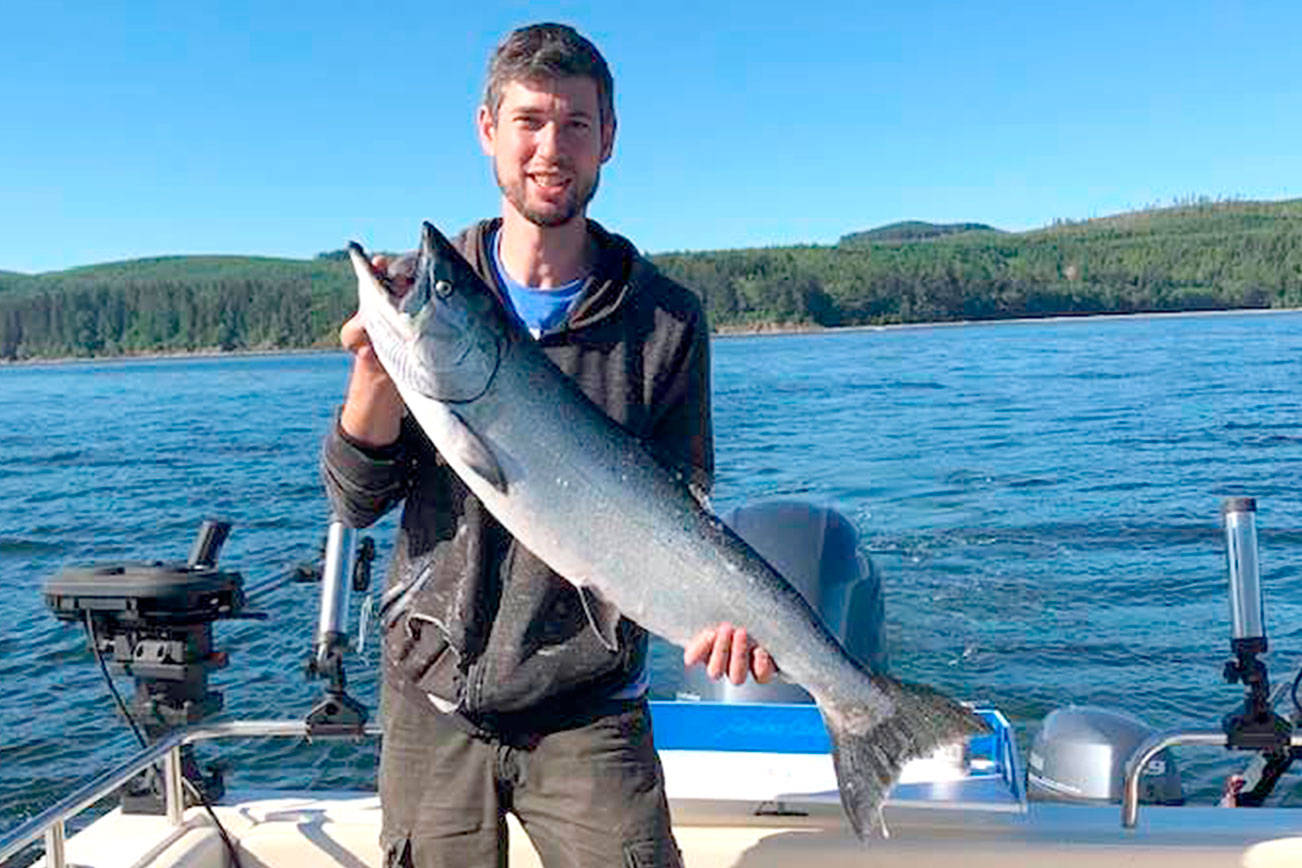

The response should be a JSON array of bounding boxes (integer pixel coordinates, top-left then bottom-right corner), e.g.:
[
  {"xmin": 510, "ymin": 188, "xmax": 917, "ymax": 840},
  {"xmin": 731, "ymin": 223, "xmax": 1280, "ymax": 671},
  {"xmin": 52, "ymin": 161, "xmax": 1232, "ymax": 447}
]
[
  {"xmin": 384, "ymin": 836, "xmax": 413, "ymax": 868},
  {"xmin": 393, "ymin": 613, "xmax": 463, "ymax": 699},
  {"xmin": 623, "ymin": 836, "xmax": 684, "ymax": 868}
]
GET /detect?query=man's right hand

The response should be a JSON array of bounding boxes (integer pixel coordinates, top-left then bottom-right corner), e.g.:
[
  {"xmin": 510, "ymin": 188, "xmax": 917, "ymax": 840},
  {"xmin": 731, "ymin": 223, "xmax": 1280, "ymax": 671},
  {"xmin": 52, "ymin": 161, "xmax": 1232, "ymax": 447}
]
[{"xmin": 338, "ymin": 254, "xmax": 409, "ymax": 448}]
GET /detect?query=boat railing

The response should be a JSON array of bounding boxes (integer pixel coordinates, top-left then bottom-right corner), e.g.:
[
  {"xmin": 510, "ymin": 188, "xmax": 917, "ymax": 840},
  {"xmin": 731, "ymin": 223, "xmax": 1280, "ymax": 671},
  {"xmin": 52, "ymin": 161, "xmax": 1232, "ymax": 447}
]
[
  {"xmin": 0, "ymin": 719, "xmax": 382, "ymax": 868},
  {"xmin": 3, "ymin": 705, "xmax": 1019, "ymax": 866},
  {"xmin": 987, "ymin": 709, "xmax": 1025, "ymax": 805},
  {"xmin": 1121, "ymin": 728, "xmax": 1302, "ymax": 828},
  {"xmin": 12, "ymin": 708, "xmax": 1261, "ymax": 862}
]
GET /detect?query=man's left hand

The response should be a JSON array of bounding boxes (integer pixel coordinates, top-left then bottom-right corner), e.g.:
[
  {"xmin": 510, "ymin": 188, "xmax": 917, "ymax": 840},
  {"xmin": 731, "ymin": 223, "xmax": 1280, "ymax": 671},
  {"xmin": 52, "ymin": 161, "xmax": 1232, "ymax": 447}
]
[{"xmin": 683, "ymin": 623, "xmax": 776, "ymax": 685}]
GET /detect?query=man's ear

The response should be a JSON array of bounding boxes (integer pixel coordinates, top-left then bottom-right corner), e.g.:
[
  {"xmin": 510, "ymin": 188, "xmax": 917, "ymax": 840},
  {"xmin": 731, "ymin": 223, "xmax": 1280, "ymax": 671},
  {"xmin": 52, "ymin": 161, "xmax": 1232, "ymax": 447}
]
[
  {"xmin": 477, "ymin": 105, "xmax": 496, "ymax": 156},
  {"xmin": 600, "ymin": 119, "xmax": 616, "ymax": 163}
]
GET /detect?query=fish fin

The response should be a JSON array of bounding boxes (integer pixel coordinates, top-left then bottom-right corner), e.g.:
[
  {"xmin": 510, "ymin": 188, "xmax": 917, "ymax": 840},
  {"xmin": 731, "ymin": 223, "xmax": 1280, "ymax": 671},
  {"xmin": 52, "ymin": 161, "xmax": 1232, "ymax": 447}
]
[
  {"xmin": 578, "ymin": 586, "xmax": 622, "ymax": 653},
  {"xmin": 688, "ymin": 479, "xmax": 711, "ymax": 509},
  {"xmin": 821, "ymin": 676, "xmax": 988, "ymax": 840},
  {"xmin": 443, "ymin": 409, "xmax": 507, "ymax": 493},
  {"xmin": 673, "ymin": 466, "xmax": 712, "ymax": 511}
]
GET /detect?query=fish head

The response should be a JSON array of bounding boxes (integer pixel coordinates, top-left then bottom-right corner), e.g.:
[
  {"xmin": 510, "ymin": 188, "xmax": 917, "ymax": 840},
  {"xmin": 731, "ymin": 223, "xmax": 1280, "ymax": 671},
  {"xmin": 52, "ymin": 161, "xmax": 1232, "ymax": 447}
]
[{"xmin": 348, "ymin": 222, "xmax": 504, "ymax": 403}]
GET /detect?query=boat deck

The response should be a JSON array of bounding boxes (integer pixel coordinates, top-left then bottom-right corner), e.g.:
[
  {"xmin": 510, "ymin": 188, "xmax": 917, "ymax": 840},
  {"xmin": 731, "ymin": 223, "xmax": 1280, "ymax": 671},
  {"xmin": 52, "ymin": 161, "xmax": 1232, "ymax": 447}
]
[
  {"xmin": 16, "ymin": 703, "xmax": 1302, "ymax": 867},
  {"xmin": 36, "ymin": 790, "xmax": 1302, "ymax": 867}
]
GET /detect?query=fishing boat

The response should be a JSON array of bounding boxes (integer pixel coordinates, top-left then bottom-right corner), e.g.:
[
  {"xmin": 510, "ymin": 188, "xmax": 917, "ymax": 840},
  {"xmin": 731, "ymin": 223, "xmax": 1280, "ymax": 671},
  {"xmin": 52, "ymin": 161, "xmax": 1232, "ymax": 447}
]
[{"xmin": 3, "ymin": 499, "xmax": 1302, "ymax": 867}]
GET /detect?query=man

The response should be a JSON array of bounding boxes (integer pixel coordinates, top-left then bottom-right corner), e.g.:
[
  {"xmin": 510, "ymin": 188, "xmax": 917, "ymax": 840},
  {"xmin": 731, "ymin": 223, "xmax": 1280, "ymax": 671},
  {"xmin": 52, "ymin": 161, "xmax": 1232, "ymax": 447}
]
[{"xmin": 323, "ymin": 23, "xmax": 772, "ymax": 867}]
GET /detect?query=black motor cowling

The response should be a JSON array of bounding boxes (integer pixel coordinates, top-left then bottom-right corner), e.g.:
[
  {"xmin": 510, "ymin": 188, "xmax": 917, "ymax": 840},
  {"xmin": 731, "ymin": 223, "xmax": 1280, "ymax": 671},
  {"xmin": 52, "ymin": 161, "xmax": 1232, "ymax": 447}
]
[{"xmin": 43, "ymin": 520, "xmax": 245, "ymax": 811}]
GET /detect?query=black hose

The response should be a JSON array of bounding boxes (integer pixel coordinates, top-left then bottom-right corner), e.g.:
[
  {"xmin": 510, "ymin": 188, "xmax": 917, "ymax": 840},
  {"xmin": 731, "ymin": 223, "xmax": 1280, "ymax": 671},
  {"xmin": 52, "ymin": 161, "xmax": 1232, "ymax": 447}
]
[{"xmin": 85, "ymin": 612, "xmax": 245, "ymax": 868}]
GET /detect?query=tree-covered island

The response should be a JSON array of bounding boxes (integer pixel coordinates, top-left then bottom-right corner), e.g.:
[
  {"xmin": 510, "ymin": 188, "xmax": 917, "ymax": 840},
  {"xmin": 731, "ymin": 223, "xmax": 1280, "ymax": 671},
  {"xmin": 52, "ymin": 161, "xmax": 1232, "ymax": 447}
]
[{"xmin": 2, "ymin": 198, "xmax": 1300, "ymax": 360}]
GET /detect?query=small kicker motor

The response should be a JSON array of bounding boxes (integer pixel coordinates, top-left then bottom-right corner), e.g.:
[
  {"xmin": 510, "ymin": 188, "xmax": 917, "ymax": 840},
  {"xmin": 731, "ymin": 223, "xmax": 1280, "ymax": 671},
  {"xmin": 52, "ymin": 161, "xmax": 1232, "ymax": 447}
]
[{"xmin": 43, "ymin": 520, "xmax": 251, "ymax": 813}]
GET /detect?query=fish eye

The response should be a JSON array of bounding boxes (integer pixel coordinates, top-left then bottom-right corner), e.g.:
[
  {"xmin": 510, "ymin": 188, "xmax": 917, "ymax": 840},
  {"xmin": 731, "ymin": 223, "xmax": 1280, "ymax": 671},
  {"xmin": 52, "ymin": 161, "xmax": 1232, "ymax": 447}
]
[{"xmin": 434, "ymin": 280, "xmax": 453, "ymax": 298}]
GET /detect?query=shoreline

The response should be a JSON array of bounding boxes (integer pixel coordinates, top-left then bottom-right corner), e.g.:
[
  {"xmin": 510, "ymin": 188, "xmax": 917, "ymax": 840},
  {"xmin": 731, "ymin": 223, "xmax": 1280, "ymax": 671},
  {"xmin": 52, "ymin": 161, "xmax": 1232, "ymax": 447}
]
[
  {"xmin": 714, "ymin": 304, "xmax": 1302, "ymax": 339},
  {"xmin": 4, "ymin": 306, "xmax": 1299, "ymax": 365},
  {"xmin": 0, "ymin": 345, "xmax": 340, "ymax": 368}
]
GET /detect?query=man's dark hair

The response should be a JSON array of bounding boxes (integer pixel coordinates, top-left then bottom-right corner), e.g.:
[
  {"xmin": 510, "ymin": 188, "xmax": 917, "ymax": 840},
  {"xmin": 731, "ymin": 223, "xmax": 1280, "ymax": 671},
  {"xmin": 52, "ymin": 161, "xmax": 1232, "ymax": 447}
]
[{"xmin": 484, "ymin": 23, "xmax": 615, "ymax": 129}]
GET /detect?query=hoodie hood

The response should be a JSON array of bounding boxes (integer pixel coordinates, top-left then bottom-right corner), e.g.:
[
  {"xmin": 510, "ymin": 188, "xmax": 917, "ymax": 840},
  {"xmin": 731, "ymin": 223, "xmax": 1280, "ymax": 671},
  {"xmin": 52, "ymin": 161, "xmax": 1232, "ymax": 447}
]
[{"xmin": 455, "ymin": 218, "xmax": 644, "ymax": 336}]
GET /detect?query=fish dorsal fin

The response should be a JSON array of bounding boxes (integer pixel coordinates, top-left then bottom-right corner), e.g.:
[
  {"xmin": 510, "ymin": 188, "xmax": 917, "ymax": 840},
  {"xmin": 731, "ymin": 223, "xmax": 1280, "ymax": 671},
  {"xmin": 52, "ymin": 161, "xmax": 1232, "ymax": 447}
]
[
  {"xmin": 578, "ymin": 586, "xmax": 622, "ymax": 653},
  {"xmin": 443, "ymin": 408, "xmax": 507, "ymax": 493}
]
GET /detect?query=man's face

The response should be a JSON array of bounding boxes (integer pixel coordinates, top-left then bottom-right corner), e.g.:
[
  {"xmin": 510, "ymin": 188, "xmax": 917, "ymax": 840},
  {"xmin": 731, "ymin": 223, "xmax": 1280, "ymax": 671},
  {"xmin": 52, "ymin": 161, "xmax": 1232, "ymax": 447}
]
[{"xmin": 478, "ymin": 75, "xmax": 614, "ymax": 228}]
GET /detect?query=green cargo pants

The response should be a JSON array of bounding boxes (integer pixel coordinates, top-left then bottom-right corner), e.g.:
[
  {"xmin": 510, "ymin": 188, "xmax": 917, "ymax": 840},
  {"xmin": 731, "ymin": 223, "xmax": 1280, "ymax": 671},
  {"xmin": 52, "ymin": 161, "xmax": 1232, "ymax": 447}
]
[{"xmin": 379, "ymin": 683, "xmax": 683, "ymax": 868}]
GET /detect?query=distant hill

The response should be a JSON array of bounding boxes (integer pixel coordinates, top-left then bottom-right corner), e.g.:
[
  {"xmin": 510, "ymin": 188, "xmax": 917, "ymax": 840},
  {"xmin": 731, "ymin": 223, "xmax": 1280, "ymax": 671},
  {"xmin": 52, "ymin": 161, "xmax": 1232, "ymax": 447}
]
[
  {"xmin": 840, "ymin": 221, "xmax": 1000, "ymax": 245},
  {"xmin": 3, "ymin": 198, "xmax": 1301, "ymax": 359},
  {"xmin": 653, "ymin": 197, "xmax": 1302, "ymax": 330},
  {"xmin": 0, "ymin": 254, "xmax": 353, "ymax": 359},
  {"xmin": 27, "ymin": 254, "xmax": 349, "ymax": 291},
  {"xmin": 0, "ymin": 271, "xmax": 33, "ymax": 294}
]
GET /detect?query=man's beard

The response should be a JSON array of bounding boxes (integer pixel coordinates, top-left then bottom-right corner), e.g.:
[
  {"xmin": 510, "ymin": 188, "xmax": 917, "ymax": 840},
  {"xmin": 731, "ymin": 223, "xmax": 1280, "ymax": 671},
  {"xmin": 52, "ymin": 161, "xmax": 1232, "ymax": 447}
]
[{"xmin": 496, "ymin": 164, "xmax": 601, "ymax": 228}]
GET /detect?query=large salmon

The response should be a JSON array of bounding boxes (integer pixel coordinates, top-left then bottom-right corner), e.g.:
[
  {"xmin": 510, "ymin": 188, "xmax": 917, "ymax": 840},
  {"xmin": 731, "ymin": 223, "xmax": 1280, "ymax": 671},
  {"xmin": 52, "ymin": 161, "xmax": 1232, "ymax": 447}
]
[{"xmin": 347, "ymin": 222, "xmax": 985, "ymax": 838}]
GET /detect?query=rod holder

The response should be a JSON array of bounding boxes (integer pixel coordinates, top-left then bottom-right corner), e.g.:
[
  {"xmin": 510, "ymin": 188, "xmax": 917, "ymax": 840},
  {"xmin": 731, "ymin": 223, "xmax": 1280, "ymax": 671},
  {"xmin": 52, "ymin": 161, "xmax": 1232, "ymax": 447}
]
[
  {"xmin": 305, "ymin": 516, "xmax": 369, "ymax": 735},
  {"xmin": 314, "ymin": 518, "xmax": 355, "ymax": 669},
  {"xmin": 1223, "ymin": 497, "xmax": 1265, "ymax": 651}
]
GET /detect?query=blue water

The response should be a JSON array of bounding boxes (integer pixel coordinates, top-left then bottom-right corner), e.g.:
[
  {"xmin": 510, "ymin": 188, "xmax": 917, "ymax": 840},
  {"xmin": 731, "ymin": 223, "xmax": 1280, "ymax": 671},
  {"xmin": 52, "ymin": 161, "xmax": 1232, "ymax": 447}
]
[{"xmin": 4, "ymin": 311, "xmax": 1302, "ymax": 837}]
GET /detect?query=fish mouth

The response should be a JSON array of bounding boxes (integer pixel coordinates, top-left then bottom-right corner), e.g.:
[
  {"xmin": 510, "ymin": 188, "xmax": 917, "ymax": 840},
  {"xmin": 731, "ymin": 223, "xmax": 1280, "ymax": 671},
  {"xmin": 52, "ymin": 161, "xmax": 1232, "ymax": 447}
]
[
  {"xmin": 347, "ymin": 241, "xmax": 424, "ymax": 355},
  {"xmin": 349, "ymin": 226, "xmax": 503, "ymax": 404}
]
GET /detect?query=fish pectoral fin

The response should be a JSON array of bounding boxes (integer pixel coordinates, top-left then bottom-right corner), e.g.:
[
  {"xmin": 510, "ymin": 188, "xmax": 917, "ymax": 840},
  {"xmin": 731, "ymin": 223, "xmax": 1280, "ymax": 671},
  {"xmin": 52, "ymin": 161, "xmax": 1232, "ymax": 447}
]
[
  {"xmin": 444, "ymin": 409, "xmax": 507, "ymax": 493},
  {"xmin": 578, "ymin": 586, "xmax": 622, "ymax": 653}
]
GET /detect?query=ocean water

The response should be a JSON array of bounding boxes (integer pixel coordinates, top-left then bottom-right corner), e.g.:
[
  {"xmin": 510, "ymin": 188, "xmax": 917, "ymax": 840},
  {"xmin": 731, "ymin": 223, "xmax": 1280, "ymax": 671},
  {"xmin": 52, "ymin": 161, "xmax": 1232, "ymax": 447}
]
[{"xmin": 4, "ymin": 310, "xmax": 1302, "ymax": 841}]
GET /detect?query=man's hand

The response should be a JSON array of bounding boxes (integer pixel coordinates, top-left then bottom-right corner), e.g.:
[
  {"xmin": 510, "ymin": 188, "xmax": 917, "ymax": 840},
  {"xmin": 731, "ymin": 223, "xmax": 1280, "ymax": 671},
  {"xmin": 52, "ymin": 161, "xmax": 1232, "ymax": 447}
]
[
  {"xmin": 338, "ymin": 255, "xmax": 409, "ymax": 447},
  {"xmin": 683, "ymin": 623, "xmax": 777, "ymax": 685}
]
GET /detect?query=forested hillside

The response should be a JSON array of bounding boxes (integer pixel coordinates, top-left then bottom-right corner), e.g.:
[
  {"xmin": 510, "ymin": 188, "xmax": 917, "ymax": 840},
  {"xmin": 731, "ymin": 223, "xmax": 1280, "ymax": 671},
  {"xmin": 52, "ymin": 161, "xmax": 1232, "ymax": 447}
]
[
  {"xmin": 838, "ymin": 221, "xmax": 998, "ymax": 244},
  {"xmin": 655, "ymin": 199, "xmax": 1302, "ymax": 330},
  {"xmin": 3, "ymin": 199, "xmax": 1301, "ymax": 360},
  {"xmin": 0, "ymin": 256, "xmax": 354, "ymax": 359}
]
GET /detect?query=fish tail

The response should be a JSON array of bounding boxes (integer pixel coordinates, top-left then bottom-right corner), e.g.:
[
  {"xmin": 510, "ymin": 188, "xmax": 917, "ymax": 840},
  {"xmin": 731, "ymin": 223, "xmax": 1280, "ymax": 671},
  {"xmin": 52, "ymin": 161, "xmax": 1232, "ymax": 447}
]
[{"xmin": 822, "ymin": 676, "xmax": 988, "ymax": 840}]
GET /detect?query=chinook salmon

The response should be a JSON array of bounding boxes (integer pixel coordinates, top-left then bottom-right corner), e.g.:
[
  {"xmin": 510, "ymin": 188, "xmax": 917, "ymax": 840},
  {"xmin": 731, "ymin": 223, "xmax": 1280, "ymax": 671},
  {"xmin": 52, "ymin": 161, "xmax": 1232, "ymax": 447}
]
[{"xmin": 346, "ymin": 222, "xmax": 985, "ymax": 839}]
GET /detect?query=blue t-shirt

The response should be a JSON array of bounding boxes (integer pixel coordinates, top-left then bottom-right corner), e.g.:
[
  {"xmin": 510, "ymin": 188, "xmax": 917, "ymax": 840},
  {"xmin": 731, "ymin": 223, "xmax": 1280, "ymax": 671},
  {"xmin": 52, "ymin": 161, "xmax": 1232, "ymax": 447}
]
[{"xmin": 490, "ymin": 230, "xmax": 587, "ymax": 337}]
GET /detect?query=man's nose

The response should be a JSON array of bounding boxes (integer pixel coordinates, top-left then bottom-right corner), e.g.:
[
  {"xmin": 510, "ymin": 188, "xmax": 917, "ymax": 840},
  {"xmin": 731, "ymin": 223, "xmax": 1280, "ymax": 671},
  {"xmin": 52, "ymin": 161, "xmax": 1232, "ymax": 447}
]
[{"xmin": 535, "ymin": 121, "xmax": 561, "ymax": 158}]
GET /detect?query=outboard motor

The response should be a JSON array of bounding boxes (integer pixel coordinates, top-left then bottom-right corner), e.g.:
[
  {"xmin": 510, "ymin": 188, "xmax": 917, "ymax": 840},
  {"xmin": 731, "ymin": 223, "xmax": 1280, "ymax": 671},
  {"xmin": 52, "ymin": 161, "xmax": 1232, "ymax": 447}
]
[
  {"xmin": 679, "ymin": 500, "xmax": 885, "ymax": 703},
  {"xmin": 1027, "ymin": 706, "xmax": 1184, "ymax": 805}
]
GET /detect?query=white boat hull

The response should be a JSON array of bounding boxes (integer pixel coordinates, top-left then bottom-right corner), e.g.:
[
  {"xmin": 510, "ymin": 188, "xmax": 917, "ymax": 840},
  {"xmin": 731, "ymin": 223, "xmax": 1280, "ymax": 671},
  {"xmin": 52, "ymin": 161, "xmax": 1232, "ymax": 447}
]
[
  {"xmin": 33, "ymin": 789, "xmax": 1302, "ymax": 868},
  {"xmin": 14, "ymin": 703, "xmax": 1302, "ymax": 868}
]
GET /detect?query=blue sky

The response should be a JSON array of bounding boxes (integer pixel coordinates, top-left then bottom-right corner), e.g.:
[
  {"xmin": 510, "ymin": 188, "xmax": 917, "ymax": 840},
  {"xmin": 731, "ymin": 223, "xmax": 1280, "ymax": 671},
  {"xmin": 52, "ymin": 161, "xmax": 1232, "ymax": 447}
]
[{"xmin": 3, "ymin": 0, "xmax": 1299, "ymax": 274}]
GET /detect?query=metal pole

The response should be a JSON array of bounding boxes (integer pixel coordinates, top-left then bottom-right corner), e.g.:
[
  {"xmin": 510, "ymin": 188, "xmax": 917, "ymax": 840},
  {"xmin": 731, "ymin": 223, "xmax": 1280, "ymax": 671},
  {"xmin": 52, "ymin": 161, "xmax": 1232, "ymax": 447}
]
[
  {"xmin": 1121, "ymin": 729, "xmax": 1227, "ymax": 827},
  {"xmin": 43, "ymin": 821, "xmax": 66, "ymax": 868},
  {"xmin": 315, "ymin": 518, "xmax": 355, "ymax": 670},
  {"xmin": 1223, "ymin": 497, "xmax": 1265, "ymax": 648},
  {"xmin": 1122, "ymin": 730, "xmax": 1302, "ymax": 827},
  {"xmin": 0, "ymin": 720, "xmax": 382, "ymax": 863},
  {"xmin": 164, "ymin": 745, "xmax": 185, "ymax": 825}
]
